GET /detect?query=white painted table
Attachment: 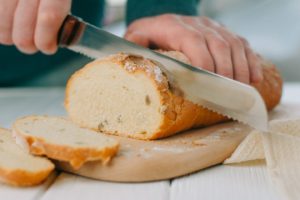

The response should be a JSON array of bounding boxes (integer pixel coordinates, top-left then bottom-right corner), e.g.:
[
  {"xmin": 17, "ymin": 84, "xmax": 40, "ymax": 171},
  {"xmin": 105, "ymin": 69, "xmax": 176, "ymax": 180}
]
[{"xmin": 0, "ymin": 83, "xmax": 299, "ymax": 200}]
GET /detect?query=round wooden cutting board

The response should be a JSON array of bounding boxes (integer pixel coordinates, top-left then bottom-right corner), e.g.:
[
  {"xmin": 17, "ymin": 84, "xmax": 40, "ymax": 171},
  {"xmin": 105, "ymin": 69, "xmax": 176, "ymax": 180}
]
[{"xmin": 56, "ymin": 122, "xmax": 252, "ymax": 182}]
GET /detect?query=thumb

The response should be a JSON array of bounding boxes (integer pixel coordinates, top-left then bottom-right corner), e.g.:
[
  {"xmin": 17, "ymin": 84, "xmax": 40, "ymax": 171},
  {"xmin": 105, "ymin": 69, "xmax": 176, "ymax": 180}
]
[{"xmin": 124, "ymin": 31, "xmax": 150, "ymax": 48}]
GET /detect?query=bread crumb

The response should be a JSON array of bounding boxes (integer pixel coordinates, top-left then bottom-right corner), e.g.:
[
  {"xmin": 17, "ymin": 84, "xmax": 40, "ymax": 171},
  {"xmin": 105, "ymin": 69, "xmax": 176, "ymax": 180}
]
[
  {"xmin": 122, "ymin": 86, "xmax": 129, "ymax": 91},
  {"xmin": 75, "ymin": 141, "xmax": 85, "ymax": 145},
  {"xmin": 58, "ymin": 128, "xmax": 65, "ymax": 132},
  {"xmin": 98, "ymin": 123, "xmax": 105, "ymax": 131},
  {"xmin": 145, "ymin": 95, "xmax": 151, "ymax": 105},
  {"xmin": 117, "ymin": 115, "xmax": 122, "ymax": 123},
  {"xmin": 159, "ymin": 105, "xmax": 167, "ymax": 114},
  {"xmin": 181, "ymin": 140, "xmax": 188, "ymax": 145},
  {"xmin": 192, "ymin": 140, "xmax": 206, "ymax": 146}
]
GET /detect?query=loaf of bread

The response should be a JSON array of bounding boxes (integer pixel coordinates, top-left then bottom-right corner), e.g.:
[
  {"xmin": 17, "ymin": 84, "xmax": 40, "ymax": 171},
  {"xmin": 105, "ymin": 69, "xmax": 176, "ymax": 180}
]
[
  {"xmin": 0, "ymin": 128, "xmax": 54, "ymax": 186},
  {"xmin": 65, "ymin": 52, "xmax": 282, "ymax": 140},
  {"xmin": 12, "ymin": 116, "xmax": 119, "ymax": 169}
]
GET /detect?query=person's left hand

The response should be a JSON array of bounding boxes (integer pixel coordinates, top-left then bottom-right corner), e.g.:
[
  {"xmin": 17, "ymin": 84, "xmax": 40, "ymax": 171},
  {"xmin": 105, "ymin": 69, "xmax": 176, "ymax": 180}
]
[{"xmin": 125, "ymin": 14, "xmax": 263, "ymax": 84}]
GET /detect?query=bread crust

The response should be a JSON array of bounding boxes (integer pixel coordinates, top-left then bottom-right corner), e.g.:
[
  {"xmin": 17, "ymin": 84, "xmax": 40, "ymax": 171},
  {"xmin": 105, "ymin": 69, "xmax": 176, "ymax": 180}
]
[
  {"xmin": 0, "ymin": 167, "xmax": 53, "ymax": 187},
  {"xmin": 0, "ymin": 128, "xmax": 54, "ymax": 186},
  {"xmin": 65, "ymin": 52, "xmax": 282, "ymax": 140},
  {"xmin": 12, "ymin": 116, "xmax": 119, "ymax": 170}
]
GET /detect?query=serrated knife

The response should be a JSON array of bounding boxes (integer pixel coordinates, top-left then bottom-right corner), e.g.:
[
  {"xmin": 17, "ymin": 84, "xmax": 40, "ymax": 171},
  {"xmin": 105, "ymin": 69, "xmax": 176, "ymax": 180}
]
[{"xmin": 58, "ymin": 15, "xmax": 268, "ymax": 131}]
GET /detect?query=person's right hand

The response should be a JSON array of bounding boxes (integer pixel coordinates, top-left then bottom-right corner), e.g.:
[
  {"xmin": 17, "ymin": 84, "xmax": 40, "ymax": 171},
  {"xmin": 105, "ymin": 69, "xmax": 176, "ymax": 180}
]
[{"xmin": 0, "ymin": 0, "xmax": 71, "ymax": 54}]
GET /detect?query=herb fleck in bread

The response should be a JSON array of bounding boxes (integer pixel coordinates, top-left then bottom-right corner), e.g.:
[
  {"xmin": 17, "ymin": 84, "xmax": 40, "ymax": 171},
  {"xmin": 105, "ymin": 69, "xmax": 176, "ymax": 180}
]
[
  {"xmin": 0, "ymin": 128, "xmax": 54, "ymax": 186},
  {"xmin": 65, "ymin": 52, "xmax": 282, "ymax": 140},
  {"xmin": 12, "ymin": 116, "xmax": 119, "ymax": 169}
]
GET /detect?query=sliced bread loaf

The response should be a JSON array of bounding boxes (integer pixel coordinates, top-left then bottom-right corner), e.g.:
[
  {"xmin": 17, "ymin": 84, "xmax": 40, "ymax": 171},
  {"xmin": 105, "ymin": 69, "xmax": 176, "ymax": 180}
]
[
  {"xmin": 65, "ymin": 52, "xmax": 282, "ymax": 140},
  {"xmin": 0, "ymin": 128, "xmax": 54, "ymax": 186},
  {"xmin": 12, "ymin": 116, "xmax": 119, "ymax": 169}
]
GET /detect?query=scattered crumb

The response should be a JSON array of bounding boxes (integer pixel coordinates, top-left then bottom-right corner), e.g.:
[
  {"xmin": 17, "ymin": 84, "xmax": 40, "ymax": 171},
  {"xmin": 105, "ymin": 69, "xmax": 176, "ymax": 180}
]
[
  {"xmin": 98, "ymin": 123, "xmax": 105, "ymax": 131},
  {"xmin": 117, "ymin": 115, "xmax": 122, "ymax": 123},
  {"xmin": 207, "ymin": 135, "xmax": 222, "ymax": 140},
  {"xmin": 143, "ymin": 147, "xmax": 150, "ymax": 152},
  {"xmin": 122, "ymin": 86, "xmax": 129, "ymax": 91},
  {"xmin": 192, "ymin": 140, "xmax": 207, "ymax": 146},
  {"xmin": 180, "ymin": 140, "xmax": 188, "ymax": 145},
  {"xmin": 124, "ymin": 144, "xmax": 131, "ymax": 148},
  {"xmin": 139, "ymin": 131, "xmax": 147, "ymax": 135},
  {"xmin": 75, "ymin": 141, "xmax": 85, "ymax": 145},
  {"xmin": 152, "ymin": 146, "xmax": 193, "ymax": 153}
]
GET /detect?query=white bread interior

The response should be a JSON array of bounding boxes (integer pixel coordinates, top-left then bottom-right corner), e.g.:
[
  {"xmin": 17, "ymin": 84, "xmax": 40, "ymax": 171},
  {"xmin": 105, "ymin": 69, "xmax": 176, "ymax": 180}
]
[
  {"xmin": 65, "ymin": 52, "xmax": 282, "ymax": 140},
  {"xmin": 0, "ymin": 128, "xmax": 54, "ymax": 186},
  {"xmin": 12, "ymin": 116, "xmax": 119, "ymax": 169}
]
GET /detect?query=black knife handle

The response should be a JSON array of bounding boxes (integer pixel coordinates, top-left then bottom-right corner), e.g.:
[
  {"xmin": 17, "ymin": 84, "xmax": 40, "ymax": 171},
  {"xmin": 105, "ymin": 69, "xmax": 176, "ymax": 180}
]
[{"xmin": 57, "ymin": 14, "xmax": 85, "ymax": 47}]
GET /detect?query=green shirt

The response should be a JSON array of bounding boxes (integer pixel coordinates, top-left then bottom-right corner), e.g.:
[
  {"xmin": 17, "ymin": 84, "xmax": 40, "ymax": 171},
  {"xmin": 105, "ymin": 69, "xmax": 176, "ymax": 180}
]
[
  {"xmin": 126, "ymin": 0, "xmax": 199, "ymax": 25},
  {"xmin": 0, "ymin": 0, "xmax": 199, "ymax": 86}
]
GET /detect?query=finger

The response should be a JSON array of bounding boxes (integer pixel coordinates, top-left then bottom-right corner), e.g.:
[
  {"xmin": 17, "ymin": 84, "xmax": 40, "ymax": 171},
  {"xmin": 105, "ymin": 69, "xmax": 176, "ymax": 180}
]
[
  {"xmin": 220, "ymin": 30, "xmax": 250, "ymax": 83},
  {"xmin": 205, "ymin": 32, "xmax": 233, "ymax": 79},
  {"xmin": 192, "ymin": 18, "xmax": 249, "ymax": 83},
  {"xmin": 124, "ymin": 31, "xmax": 151, "ymax": 47},
  {"xmin": 127, "ymin": 14, "xmax": 177, "ymax": 50},
  {"xmin": 12, "ymin": 0, "xmax": 39, "ymax": 54},
  {"xmin": 35, "ymin": 0, "xmax": 71, "ymax": 54},
  {"xmin": 166, "ymin": 16, "xmax": 215, "ymax": 71},
  {"xmin": 0, "ymin": 0, "xmax": 18, "ymax": 45},
  {"xmin": 180, "ymin": 17, "xmax": 221, "ymax": 72},
  {"xmin": 180, "ymin": 34, "xmax": 215, "ymax": 72},
  {"xmin": 126, "ymin": 17, "xmax": 152, "ymax": 36},
  {"xmin": 245, "ymin": 46, "xmax": 263, "ymax": 83},
  {"xmin": 198, "ymin": 16, "xmax": 220, "ymax": 27},
  {"xmin": 126, "ymin": 15, "xmax": 215, "ymax": 71}
]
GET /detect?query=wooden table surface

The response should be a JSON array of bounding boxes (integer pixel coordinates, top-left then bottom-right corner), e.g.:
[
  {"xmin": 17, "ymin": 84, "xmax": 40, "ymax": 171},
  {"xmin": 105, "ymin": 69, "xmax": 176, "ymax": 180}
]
[{"xmin": 0, "ymin": 83, "xmax": 299, "ymax": 200}]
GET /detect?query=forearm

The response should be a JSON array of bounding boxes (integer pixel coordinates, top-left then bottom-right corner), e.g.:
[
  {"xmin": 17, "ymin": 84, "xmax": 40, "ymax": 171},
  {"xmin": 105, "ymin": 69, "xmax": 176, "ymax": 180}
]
[{"xmin": 126, "ymin": 0, "xmax": 200, "ymax": 25}]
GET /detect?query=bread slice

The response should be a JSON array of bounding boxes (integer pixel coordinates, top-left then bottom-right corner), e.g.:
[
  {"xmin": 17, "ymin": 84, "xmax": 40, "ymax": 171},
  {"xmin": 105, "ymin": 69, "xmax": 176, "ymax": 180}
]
[
  {"xmin": 12, "ymin": 116, "xmax": 119, "ymax": 169},
  {"xmin": 0, "ymin": 128, "xmax": 54, "ymax": 186},
  {"xmin": 65, "ymin": 52, "xmax": 282, "ymax": 140}
]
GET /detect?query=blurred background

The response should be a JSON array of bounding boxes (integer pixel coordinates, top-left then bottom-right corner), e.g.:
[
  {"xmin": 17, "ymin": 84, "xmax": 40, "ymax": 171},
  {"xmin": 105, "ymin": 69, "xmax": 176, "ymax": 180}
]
[{"xmin": 0, "ymin": 0, "xmax": 299, "ymax": 86}]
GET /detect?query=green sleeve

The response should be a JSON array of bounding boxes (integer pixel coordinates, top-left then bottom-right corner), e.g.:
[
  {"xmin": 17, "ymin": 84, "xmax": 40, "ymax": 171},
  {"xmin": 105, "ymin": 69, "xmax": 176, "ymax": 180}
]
[{"xmin": 126, "ymin": 0, "xmax": 200, "ymax": 25}]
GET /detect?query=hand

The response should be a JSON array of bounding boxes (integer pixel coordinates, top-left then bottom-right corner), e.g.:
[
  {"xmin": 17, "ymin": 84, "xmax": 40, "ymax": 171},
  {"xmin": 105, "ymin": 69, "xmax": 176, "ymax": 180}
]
[
  {"xmin": 125, "ymin": 14, "xmax": 263, "ymax": 84},
  {"xmin": 0, "ymin": 0, "xmax": 71, "ymax": 54}
]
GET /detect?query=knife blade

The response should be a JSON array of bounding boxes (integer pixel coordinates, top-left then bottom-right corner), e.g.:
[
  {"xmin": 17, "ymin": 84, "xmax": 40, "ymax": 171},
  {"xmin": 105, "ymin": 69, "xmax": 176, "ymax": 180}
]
[{"xmin": 58, "ymin": 15, "xmax": 268, "ymax": 131}]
